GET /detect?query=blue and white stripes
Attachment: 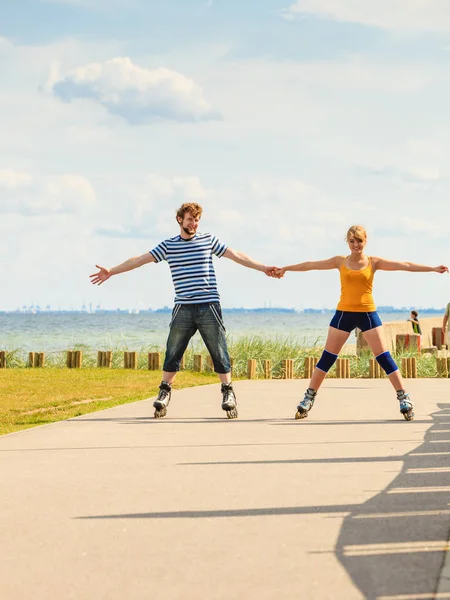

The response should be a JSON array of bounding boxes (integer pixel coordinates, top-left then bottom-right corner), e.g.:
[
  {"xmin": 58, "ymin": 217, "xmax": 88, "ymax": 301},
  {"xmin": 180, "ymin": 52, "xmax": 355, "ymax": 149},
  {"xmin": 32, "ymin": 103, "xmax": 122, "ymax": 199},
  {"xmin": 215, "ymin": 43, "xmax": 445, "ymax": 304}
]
[{"xmin": 150, "ymin": 233, "xmax": 227, "ymax": 304}]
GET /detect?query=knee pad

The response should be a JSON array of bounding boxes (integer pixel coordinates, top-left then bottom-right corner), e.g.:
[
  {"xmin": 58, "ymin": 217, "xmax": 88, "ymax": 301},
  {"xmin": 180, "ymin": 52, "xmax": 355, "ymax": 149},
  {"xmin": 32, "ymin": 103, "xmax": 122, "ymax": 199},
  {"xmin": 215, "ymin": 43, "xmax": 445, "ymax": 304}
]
[
  {"xmin": 316, "ymin": 350, "xmax": 338, "ymax": 373},
  {"xmin": 376, "ymin": 351, "xmax": 398, "ymax": 375}
]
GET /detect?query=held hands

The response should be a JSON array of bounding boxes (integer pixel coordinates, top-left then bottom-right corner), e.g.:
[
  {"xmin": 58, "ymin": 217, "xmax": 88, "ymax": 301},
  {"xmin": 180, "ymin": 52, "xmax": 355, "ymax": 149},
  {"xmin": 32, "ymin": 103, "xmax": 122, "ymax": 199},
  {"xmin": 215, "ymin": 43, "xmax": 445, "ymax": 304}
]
[
  {"xmin": 89, "ymin": 265, "xmax": 111, "ymax": 286},
  {"xmin": 264, "ymin": 266, "xmax": 286, "ymax": 279},
  {"xmin": 434, "ymin": 265, "xmax": 449, "ymax": 274}
]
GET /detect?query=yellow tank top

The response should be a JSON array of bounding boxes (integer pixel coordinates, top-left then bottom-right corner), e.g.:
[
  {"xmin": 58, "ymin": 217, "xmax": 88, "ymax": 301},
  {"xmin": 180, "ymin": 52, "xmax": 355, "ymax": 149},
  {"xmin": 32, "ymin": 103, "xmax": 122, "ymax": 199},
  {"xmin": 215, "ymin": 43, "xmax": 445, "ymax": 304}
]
[{"xmin": 336, "ymin": 257, "xmax": 376, "ymax": 312}]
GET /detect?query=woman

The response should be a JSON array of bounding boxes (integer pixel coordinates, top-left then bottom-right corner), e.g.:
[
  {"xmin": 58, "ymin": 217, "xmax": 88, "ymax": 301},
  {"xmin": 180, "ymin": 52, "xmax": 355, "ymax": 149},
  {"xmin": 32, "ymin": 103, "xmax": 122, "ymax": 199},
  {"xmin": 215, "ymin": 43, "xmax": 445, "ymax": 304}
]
[{"xmin": 274, "ymin": 225, "xmax": 448, "ymax": 421}]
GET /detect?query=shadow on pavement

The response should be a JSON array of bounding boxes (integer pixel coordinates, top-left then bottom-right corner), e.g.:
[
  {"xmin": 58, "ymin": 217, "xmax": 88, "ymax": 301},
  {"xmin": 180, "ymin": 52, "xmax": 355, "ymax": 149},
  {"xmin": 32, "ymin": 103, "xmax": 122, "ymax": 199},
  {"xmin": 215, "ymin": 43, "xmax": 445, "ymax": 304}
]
[
  {"xmin": 334, "ymin": 403, "xmax": 450, "ymax": 600},
  {"xmin": 76, "ymin": 404, "xmax": 450, "ymax": 599}
]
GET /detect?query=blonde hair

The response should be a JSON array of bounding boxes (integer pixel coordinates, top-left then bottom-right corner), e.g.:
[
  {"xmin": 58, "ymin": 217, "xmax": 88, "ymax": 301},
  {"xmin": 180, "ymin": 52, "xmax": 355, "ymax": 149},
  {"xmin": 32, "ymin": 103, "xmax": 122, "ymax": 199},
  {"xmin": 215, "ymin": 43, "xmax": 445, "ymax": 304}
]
[{"xmin": 346, "ymin": 225, "xmax": 367, "ymax": 243}]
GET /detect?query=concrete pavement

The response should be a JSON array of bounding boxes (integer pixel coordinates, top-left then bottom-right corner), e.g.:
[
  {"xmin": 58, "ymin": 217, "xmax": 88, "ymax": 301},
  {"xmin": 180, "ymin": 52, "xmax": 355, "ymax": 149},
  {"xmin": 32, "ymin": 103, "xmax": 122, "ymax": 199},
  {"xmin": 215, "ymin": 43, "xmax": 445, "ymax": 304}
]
[{"xmin": 1, "ymin": 379, "xmax": 450, "ymax": 600}]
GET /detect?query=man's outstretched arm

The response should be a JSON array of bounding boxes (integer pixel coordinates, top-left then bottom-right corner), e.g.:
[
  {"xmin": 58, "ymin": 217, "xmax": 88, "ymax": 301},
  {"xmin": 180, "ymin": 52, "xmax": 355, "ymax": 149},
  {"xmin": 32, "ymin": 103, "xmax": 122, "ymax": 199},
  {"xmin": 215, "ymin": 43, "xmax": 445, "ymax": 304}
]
[
  {"xmin": 223, "ymin": 248, "xmax": 277, "ymax": 276},
  {"xmin": 90, "ymin": 253, "xmax": 156, "ymax": 286}
]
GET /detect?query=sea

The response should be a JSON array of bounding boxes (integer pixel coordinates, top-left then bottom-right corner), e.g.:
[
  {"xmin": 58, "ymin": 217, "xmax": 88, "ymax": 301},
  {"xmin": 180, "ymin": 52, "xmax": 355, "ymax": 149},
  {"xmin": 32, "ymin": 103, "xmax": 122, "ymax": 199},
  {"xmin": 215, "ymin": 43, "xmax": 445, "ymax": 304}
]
[{"xmin": 0, "ymin": 310, "xmax": 420, "ymax": 353}]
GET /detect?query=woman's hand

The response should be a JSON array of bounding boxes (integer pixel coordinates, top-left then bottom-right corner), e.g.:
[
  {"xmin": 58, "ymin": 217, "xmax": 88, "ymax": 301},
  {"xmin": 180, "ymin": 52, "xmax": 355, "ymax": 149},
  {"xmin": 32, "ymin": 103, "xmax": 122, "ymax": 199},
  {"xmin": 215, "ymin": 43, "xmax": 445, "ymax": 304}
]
[{"xmin": 271, "ymin": 267, "xmax": 286, "ymax": 279}]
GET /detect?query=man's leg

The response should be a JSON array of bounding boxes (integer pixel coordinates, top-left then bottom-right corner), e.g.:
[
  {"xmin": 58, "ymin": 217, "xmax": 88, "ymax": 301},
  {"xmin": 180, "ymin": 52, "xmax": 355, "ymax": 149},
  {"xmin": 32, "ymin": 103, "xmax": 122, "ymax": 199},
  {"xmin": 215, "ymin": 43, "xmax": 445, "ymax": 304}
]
[
  {"xmin": 196, "ymin": 303, "xmax": 236, "ymax": 417},
  {"xmin": 154, "ymin": 305, "xmax": 196, "ymax": 418}
]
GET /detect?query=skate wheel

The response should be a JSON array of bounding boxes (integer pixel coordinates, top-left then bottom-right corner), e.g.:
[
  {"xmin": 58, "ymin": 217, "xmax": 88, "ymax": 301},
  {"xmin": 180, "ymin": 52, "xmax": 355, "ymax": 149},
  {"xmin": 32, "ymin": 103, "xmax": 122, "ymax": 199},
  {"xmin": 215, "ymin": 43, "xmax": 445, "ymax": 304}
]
[
  {"xmin": 403, "ymin": 410, "xmax": 414, "ymax": 421},
  {"xmin": 154, "ymin": 407, "xmax": 167, "ymax": 419},
  {"xmin": 227, "ymin": 408, "xmax": 238, "ymax": 419},
  {"xmin": 295, "ymin": 410, "xmax": 308, "ymax": 420}
]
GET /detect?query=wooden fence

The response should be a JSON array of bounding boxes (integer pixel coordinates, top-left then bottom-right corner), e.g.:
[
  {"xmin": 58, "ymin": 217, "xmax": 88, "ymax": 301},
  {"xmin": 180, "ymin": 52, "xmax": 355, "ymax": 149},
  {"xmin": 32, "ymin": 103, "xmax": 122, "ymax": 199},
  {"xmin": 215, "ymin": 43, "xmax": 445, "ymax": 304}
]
[{"xmin": 0, "ymin": 349, "xmax": 449, "ymax": 379}]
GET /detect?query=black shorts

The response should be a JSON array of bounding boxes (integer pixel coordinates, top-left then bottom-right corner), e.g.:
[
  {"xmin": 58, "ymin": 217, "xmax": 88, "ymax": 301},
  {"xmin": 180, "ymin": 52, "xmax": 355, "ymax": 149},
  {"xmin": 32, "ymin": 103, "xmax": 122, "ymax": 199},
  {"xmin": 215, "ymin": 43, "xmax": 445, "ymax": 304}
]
[{"xmin": 329, "ymin": 310, "xmax": 382, "ymax": 333}]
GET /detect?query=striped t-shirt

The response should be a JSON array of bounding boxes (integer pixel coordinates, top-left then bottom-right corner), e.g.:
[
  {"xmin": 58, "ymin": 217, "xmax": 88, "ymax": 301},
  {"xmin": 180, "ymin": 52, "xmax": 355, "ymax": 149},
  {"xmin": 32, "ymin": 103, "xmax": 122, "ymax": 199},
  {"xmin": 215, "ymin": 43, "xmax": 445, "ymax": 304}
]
[{"xmin": 150, "ymin": 233, "xmax": 227, "ymax": 304}]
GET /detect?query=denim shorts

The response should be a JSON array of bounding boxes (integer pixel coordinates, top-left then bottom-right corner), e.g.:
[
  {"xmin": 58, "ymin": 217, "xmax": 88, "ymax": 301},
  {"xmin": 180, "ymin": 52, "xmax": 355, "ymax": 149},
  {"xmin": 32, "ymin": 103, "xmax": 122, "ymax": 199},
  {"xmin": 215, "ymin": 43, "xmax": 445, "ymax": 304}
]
[
  {"xmin": 329, "ymin": 310, "xmax": 382, "ymax": 333},
  {"xmin": 163, "ymin": 302, "xmax": 231, "ymax": 374}
]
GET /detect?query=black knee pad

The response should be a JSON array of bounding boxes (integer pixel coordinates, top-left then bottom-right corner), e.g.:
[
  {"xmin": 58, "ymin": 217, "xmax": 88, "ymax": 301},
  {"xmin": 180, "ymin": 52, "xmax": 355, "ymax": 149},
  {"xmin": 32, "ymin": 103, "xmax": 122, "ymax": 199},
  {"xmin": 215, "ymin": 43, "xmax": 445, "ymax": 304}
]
[
  {"xmin": 376, "ymin": 351, "xmax": 398, "ymax": 375},
  {"xmin": 316, "ymin": 350, "xmax": 338, "ymax": 373}
]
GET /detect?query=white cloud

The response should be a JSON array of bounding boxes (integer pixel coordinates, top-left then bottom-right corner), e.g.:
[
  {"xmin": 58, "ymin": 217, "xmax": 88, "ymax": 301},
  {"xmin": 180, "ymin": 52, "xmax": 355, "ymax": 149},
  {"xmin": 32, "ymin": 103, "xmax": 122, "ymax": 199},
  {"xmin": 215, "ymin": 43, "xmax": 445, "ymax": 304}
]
[
  {"xmin": 0, "ymin": 170, "xmax": 96, "ymax": 216},
  {"xmin": 284, "ymin": 0, "xmax": 450, "ymax": 31},
  {"xmin": 51, "ymin": 57, "xmax": 220, "ymax": 124},
  {"xmin": 0, "ymin": 169, "xmax": 32, "ymax": 188},
  {"xmin": 39, "ymin": 0, "xmax": 136, "ymax": 7},
  {"xmin": 357, "ymin": 164, "xmax": 443, "ymax": 185}
]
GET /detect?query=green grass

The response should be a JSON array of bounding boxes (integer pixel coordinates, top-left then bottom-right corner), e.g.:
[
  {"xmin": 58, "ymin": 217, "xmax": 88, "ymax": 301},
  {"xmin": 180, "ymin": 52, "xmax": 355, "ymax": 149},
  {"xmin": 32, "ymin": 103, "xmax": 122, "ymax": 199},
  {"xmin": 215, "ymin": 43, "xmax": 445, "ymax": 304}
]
[
  {"xmin": 1, "ymin": 336, "xmax": 447, "ymax": 435},
  {"xmin": 0, "ymin": 369, "xmax": 218, "ymax": 436}
]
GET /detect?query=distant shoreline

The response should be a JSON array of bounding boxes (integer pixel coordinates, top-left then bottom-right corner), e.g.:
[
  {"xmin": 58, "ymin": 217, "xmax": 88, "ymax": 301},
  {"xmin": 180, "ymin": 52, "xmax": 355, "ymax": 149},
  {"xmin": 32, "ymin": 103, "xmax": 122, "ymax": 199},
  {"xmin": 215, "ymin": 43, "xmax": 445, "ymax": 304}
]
[{"xmin": 0, "ymin": 307, "xmax": 446, "ymax": 316}]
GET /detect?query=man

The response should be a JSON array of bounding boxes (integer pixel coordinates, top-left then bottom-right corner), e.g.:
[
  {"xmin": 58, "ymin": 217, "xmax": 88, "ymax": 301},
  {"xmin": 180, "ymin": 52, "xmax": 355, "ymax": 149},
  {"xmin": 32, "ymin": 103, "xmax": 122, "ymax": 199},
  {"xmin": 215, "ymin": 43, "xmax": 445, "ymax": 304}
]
[
  {"xmin": 90, "ymin": 202, "xmax": 276, "ymax": 419},
  {"xmin": 443, "ymin": 302, "xmax": 450, "ymax": 347}
]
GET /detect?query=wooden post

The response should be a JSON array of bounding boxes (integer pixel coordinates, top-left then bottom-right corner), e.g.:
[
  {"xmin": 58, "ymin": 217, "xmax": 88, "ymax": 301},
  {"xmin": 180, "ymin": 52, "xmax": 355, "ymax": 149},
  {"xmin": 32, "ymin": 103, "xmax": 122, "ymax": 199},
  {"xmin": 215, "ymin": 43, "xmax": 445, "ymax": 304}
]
[
  {"xmin": 263, "ymin": 359, "xmax": 272, "ymax": 379},
  {"xmin": 36, "ymin": 352, "xmax": 45, "ymax": 368},
  {"xmin": 432, "ymin": 327, "xmax": 445, "ymax": 350},
  {"xmin": 356, "ymin": 330, "xmax": 370, "ymax": 356},
  {"xmin": 304, "ymin": 357, "xmax": 318, "ymax": 379},
  {"xmin": 73, "ymin": 351, "xmax": 81, "ymax": 368},
  {"xmin": 0, "ymin": 351, "xmax": 5, "ymax": 368},
  {"xmin": 396, "ymin": 334, "xmax": 421, "ymax": 353},
  {"xmin": 247, "ymin": 359, "xmax": 256, "ymax": 379},
  {"xmin": 369, "ymin": 359, "xmax": 383, "ymax": 378},
  {"xmin": 28, "ymin": 352, "xmax": 35, "ymax": 368},
  {"xmin": 281, "ymin": 359, "xmax": 294, "ymax": 379},
  {"xmin": 336, "ymin": 358, "xmax": 350, "ymax": 378},
  {"xmin": 401, "ymin": 357, "xmax": 409, "ymax": 378},
  {"xmin": 98, "ymin": 351, "xmax": 113, "ymax": 368},
  {"xmin": 148, "ymin": 352, "xmax": 161, "ymax": 370},
  {"xmin": 402, "ymin": 357, "xmax": 416, "ymax": 378},
  {"xmin": 206, "ymin": 356, "xmax": 214, "ymax": 371},
  {"xmin": 193, "ymin": 354, "xmax": 203, "ymax": 372},
  {"xmin": 66, "ymin": 350, "xmax": 81, "ymax": 368},
  {"xmin": 437, "ymin": 357, "xmax": 448, "ymax": 377}
]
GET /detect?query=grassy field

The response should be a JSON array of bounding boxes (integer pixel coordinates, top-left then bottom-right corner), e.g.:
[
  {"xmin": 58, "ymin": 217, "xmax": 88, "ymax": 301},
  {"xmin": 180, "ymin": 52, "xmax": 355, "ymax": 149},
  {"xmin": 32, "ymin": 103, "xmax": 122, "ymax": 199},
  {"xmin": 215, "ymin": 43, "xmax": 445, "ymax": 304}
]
[
  {"xmin": 0, "ymin": 369, "xmax": 218, "ymax": 436},
  {"xmin": 1, "ymin": 335, "xmax": 446, "ymax": 436}
]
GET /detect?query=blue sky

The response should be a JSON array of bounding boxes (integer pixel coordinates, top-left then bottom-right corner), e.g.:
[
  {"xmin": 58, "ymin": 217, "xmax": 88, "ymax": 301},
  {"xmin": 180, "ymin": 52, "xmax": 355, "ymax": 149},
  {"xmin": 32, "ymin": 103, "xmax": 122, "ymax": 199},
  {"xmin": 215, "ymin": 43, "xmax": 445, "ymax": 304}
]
[{"xmin": 1, "ymin": 0, "xmax": 450, "ymax": 311}]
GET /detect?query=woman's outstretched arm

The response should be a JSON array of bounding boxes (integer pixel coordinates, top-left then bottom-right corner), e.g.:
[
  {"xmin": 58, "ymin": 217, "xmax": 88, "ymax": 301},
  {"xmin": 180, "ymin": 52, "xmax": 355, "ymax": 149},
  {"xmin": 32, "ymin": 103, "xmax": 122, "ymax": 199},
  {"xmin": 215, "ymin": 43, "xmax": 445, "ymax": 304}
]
[
  {"xmin": 372, "ymin": 257, "xmax": 448, "ymax": 273},
  {"xmin": 275, "ymin": 256, "xmax": 342, "ymax": 277}
]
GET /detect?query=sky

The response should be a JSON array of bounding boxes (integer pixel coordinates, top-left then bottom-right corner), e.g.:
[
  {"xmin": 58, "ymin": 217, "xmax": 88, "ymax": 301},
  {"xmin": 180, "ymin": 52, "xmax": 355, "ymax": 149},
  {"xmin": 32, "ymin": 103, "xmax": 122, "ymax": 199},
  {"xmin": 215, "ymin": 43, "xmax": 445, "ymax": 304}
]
[{"xmin": 1, "ymin": 0, "xmax": 450, "ymax": 311}]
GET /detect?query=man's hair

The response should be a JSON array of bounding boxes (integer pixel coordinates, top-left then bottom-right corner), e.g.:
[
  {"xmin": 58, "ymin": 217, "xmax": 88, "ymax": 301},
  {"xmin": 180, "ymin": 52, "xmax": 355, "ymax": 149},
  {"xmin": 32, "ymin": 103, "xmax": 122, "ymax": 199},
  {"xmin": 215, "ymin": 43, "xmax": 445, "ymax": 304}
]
[
  {"xmin": 411, "ymin": 310, "xmax": 418, "ymax": 318},
  {"xmin": 346, "ymin": 224, "xmax": 367, "ymax": 243},
  {"xmin": 176, "ymin": 203, "xmax": 203, "ymax": 222}
]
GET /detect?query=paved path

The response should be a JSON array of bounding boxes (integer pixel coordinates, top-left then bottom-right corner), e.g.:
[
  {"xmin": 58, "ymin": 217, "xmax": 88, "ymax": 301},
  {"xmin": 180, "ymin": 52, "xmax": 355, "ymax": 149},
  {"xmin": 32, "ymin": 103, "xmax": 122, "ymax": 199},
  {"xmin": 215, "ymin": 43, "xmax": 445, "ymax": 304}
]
[{"xmin": 2, "ymin": 379, "xmax": 450, "ymax": 600}]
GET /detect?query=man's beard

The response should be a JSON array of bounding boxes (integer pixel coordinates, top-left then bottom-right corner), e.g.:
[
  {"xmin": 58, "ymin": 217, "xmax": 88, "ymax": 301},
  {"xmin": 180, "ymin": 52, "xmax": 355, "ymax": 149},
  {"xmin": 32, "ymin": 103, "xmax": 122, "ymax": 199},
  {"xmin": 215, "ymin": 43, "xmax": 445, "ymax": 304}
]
[{"xmin": 182, "ymin": 226, "xmax": 196, "ymax": 236}]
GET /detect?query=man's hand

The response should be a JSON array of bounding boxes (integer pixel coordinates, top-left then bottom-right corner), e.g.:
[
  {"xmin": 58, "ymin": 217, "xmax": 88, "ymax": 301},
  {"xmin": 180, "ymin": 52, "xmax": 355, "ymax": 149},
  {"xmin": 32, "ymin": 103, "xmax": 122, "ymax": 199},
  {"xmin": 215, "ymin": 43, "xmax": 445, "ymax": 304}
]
[
  {"xmin": 89, "ymin": 265, "xmax": 111, "ymax": 286},
  {"xmin": 434, "ymin": 265, "xmax": 449, "ymax": 274},
  {"xmin": 270, "ymin": 267, "xmax": 286, "ymax": 279},
  {"xmin": 264, "ymin": 266, "xmax": 284, "ymax": 278}
]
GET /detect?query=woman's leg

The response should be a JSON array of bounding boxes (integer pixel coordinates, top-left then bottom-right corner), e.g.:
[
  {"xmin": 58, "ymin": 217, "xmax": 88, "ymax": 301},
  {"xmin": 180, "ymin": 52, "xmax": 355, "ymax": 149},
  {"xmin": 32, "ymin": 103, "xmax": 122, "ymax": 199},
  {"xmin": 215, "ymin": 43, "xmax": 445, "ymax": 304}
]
[
  {"xmin": 309, "ymin": 327, "xmax": 351, "ymax": 391},
  {"xmin": 363, "ymin": 326, "xmax": 414, "ymax": 419},
  {"xmin": 362, "ymin": 326, "xmax": 404, "ymax": 391},
  {"xmin": 296, "ymin": 326, "xmax": 351, "ymax": 418}
]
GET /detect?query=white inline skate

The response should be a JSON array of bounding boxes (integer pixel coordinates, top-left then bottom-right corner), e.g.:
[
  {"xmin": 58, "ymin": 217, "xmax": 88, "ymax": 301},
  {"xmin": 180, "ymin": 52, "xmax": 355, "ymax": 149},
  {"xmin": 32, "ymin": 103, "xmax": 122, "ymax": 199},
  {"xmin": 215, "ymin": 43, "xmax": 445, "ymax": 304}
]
[{"xmin": 295, "ymin": 388, "xmax": 317, "ymax": 420}]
